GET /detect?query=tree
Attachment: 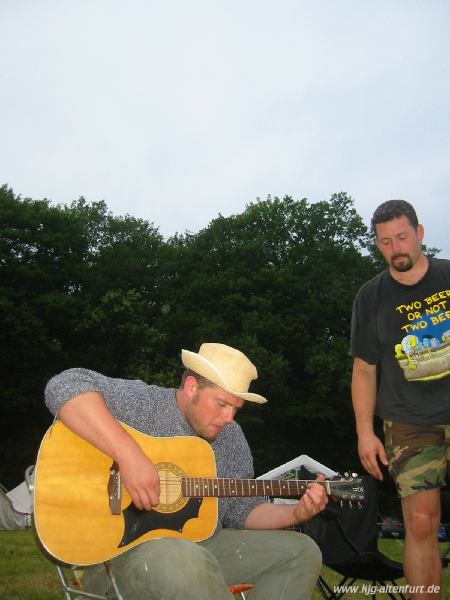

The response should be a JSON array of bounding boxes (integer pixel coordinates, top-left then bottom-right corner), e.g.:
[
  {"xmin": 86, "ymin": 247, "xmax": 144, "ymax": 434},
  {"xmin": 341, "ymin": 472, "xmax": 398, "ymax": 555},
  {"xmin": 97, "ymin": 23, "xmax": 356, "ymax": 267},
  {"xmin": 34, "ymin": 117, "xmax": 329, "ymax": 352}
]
[
  {"xmin": 161, "ymin": 193, "xmax": 377, "ymax": 473},
  {"xmin": 0, "ymin": 187, "xmax": 167, "ymax": 486}
]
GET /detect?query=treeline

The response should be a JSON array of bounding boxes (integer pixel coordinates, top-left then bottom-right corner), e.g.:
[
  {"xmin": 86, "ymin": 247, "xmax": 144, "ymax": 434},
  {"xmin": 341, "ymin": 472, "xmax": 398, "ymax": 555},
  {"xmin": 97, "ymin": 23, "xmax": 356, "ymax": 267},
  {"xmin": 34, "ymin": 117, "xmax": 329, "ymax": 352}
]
[{"xmin": 1, "ymin": 185, "xmax": 380, "ymax": 491}]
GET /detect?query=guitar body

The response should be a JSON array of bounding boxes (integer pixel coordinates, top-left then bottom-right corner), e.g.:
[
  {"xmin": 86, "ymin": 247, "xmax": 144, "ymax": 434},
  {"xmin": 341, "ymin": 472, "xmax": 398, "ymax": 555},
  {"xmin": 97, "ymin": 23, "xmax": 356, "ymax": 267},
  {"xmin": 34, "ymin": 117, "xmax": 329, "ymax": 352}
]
[{"xmin": 34, "ymin": 421, "xmax": 218, "ymax": 566}]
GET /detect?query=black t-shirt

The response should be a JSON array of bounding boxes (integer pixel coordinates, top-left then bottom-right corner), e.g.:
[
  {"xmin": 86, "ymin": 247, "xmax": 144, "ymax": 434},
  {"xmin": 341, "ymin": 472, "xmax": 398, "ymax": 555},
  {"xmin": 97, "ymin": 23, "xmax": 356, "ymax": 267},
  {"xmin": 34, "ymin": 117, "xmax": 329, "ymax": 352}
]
[{"xmin": 350, "ymin": 258, "xmax": 450, "ymax": 424}]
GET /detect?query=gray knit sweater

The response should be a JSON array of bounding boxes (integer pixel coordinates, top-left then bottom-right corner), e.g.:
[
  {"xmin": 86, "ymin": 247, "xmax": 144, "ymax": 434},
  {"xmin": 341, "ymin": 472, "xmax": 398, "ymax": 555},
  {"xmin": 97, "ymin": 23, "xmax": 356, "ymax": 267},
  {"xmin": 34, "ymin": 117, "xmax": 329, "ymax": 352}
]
[{"xmin": 45, "ymin": 368, "xmax": 265, "ymax": 534}]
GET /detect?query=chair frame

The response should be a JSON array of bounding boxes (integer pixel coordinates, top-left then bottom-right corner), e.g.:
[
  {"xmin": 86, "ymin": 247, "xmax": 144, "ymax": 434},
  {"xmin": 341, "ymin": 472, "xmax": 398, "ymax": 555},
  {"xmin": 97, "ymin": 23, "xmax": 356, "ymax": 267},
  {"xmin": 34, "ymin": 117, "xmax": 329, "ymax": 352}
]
[
  {"xmin": 55, "ymin": 563, "xmax": 251, "ymax": 599},
  {"xmin": 55, "ymin": 563, "xmax": 124, "ymax": 600}
]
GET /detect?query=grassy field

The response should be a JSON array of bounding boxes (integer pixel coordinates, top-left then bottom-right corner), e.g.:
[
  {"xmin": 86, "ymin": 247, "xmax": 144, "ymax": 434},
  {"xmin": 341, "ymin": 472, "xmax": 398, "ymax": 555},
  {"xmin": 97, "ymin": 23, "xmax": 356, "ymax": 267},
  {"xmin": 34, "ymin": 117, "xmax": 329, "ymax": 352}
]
[{"xmin": 0, "ymin": 529, "xmax": 448, "ymax": 599}]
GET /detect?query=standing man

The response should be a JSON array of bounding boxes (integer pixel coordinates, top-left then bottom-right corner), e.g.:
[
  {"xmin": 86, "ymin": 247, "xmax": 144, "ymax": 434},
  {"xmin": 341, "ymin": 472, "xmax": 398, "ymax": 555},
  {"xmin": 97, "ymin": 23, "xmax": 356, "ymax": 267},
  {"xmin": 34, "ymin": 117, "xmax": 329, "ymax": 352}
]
[
  {"xmin": 44, "ymin": 342, "xmax": 327, "ymax": 599},
  {"xmin": 350, "ymin": 200, "xmax": 450, "ymax": 599}
]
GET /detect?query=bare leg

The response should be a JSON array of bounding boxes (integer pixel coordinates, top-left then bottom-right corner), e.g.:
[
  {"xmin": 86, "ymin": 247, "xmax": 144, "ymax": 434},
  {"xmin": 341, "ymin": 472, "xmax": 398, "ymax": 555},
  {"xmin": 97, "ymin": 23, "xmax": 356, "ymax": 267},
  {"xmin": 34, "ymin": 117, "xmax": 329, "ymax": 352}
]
[{"xmin": 402, "ymin": 488, "xmax": 442, "ymax": 599}]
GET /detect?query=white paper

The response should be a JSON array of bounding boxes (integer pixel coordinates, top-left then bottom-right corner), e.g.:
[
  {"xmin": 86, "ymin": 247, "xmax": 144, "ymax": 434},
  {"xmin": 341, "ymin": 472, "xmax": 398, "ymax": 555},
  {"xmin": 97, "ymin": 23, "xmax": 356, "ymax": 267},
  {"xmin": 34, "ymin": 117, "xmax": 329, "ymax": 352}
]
[
  {"xmin": 256, "ymin": 454, "xmax": 337, "ymax": 504},
  {"xmin": 257, "ymin": 454, "xmax": 337, "ymax": 480}
]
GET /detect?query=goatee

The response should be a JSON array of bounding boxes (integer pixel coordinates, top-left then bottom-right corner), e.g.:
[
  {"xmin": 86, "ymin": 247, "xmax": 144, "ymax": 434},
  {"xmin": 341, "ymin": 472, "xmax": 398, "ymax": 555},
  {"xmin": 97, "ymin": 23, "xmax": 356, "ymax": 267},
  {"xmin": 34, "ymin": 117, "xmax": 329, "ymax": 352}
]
[{"xmin": 391, "ymin": 253, "xmax": 413, "ymax": 272}]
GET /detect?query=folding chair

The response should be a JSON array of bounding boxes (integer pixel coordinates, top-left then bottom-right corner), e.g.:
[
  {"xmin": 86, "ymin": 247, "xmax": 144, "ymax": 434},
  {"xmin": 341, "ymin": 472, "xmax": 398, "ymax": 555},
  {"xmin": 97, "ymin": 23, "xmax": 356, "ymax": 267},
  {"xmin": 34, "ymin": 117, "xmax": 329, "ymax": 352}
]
[
  {"xmin": 47, "ymin": 548, "xmax": 252, "ymax": 599},
  {"xmin": 302, "ymin": 475, "xmax": 405, "ymax": 600},
  {"xmin": 55, "ymin": 563, "xmax": 251, "ymax": 599},
  {"xmin": 55, "ymin": 563, "xmax": 124, "ymax": 600}
]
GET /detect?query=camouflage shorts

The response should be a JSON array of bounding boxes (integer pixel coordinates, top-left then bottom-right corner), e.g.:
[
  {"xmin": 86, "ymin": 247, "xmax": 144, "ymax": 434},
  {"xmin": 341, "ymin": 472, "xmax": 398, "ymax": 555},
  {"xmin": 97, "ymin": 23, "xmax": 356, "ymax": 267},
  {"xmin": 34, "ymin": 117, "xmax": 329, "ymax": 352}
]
[{"xmin": 383, "ymin": 421, "xmax": 450, "ymax": 498}]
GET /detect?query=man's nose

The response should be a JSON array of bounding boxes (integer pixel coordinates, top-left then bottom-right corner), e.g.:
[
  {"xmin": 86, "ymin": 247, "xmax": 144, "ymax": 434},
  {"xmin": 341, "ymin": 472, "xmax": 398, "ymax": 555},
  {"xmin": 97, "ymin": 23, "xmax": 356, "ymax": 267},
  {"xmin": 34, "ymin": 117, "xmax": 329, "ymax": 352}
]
[
  {"xmin": 223, "ymin": 406, "xmax": 236, "ymax": 423},
  {"xmin": 391, "ymin": 238, "xmax": 402, "ymax": 253}
]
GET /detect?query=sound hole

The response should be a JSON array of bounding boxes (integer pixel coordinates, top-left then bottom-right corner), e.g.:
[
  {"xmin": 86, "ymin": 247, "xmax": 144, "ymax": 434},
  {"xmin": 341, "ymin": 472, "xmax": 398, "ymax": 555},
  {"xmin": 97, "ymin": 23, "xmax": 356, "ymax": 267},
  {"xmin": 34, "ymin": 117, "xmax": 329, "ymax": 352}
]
[{"xmin": 155, "ymin": 462, "xmax": 187, "ymax": 513}]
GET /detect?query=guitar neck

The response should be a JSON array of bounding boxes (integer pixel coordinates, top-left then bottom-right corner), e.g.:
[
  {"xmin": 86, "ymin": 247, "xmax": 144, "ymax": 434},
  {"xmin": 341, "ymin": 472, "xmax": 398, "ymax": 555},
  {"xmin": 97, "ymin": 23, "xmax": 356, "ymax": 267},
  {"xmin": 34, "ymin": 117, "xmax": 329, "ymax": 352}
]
[{"xmin": 182, "ymin": 477, "xmax": 330, "ymax": 498}]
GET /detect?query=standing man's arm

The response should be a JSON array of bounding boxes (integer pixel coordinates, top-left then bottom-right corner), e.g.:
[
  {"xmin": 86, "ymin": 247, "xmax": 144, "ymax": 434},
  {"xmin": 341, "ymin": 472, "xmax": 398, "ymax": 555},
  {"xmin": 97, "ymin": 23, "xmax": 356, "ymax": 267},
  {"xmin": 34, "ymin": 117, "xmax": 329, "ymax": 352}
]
[{"xmin": 351, "ymin": 357, "xmax": 388, "ymax": 480}]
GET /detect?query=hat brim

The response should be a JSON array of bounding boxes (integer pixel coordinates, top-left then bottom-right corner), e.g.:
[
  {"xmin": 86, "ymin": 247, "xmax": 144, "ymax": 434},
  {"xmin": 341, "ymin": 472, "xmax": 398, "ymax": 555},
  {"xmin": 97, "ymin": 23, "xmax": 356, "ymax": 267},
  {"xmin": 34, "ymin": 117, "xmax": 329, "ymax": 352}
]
[{"xmin": 181, "ymin": 349, "xmax": 267, "ymax": 404}]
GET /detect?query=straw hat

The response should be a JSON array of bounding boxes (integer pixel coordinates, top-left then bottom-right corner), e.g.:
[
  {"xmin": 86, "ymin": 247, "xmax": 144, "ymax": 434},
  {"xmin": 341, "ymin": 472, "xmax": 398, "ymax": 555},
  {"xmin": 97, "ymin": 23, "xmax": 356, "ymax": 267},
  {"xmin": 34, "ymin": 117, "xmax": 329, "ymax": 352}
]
[{"xmin": 181, "ymin": 343, "xmax": 267, "ymax": 404}]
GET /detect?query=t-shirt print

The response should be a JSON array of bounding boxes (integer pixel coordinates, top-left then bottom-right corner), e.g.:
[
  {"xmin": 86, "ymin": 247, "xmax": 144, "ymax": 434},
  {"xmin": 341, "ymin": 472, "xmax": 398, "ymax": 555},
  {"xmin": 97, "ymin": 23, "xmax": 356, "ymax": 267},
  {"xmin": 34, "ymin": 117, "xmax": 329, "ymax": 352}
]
[{"xmin": 394, "ymin": 288, "xmax": 450, "ymax": 382}]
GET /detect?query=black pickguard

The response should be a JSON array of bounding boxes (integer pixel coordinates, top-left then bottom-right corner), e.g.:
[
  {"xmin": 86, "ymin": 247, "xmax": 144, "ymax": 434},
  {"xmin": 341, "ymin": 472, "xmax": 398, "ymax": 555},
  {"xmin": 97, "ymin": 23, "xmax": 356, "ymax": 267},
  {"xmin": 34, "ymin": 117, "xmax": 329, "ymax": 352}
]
[{"xmin": 119, "ymin": 498, "xmax": 203, "ymax": 547}]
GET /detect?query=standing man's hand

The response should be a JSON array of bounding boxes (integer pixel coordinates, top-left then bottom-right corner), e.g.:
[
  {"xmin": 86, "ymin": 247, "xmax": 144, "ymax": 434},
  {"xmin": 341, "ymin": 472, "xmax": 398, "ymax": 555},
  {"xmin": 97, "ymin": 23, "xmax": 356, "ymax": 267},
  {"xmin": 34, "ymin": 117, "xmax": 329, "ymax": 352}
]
[
  {"xmin": 357, "ymin": 431, "xmax": 388, "ymax": 481},
  {"xmin": 351, "ymin": 358, "xmax": 387, "ymax": 480}
]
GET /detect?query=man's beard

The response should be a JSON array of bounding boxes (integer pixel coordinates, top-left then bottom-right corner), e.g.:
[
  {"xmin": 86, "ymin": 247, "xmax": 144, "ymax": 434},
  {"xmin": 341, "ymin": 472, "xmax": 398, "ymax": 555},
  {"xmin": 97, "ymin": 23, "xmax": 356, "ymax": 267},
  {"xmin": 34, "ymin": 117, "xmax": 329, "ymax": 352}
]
[
  {"xmin": 390, "ymin": 253, "xmax": 413, "ymax": 272},
  {"xmin": 187, "ymin": 391, "xmax": 219, "ymax": 442}
]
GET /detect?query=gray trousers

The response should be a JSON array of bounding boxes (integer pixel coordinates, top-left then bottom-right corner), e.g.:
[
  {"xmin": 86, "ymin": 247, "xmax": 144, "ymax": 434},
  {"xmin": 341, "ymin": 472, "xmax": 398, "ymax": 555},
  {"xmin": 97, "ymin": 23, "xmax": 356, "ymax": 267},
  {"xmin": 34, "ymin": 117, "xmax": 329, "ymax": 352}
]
[{"xmin": 83, "ymin": 529, "xmax": 322, "ymax": 599}]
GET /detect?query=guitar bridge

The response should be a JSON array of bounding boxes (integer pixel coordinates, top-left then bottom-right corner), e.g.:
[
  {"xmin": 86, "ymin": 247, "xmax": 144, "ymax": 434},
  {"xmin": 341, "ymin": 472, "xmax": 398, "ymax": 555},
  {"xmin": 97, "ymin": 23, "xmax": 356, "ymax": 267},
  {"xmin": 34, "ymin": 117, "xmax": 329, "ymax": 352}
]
[{"xmin": 108, "ymin": 461, "xmax": 122, "ymax": 515}]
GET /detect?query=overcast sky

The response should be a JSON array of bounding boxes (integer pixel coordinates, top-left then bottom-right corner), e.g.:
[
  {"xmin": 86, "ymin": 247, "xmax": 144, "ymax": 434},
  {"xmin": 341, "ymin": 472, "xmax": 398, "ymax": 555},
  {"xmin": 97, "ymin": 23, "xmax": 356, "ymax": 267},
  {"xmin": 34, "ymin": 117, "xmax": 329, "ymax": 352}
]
[{"xmin": 1, "ymin": 1, "xmax": 449, "ymax": 256}]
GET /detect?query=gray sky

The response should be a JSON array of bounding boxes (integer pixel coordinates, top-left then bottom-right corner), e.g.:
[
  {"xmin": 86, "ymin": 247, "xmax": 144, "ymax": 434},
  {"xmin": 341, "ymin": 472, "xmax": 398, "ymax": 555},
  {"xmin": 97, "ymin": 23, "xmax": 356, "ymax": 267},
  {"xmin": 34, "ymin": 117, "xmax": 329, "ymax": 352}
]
[{"xmin": 1, "ymin": 1, "xmax": 449, "ymax": 256}]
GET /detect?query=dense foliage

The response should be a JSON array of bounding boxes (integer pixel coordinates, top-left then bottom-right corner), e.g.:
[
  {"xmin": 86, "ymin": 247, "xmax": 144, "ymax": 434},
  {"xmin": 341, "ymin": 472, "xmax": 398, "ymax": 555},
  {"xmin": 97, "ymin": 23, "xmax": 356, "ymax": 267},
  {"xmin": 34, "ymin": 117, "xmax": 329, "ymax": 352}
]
[{"xmin": 0, "ymin": 185, "xmax": 379, "ymax": 489}]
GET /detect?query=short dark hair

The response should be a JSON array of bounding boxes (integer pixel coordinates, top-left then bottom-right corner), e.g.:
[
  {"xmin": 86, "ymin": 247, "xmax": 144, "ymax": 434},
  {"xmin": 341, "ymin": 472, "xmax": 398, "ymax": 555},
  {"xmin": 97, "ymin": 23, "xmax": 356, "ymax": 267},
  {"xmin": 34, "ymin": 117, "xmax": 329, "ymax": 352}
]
[
  {"xmin": 180, "ymin": 369, "xmax": 216, "ymax": 390},
  {"xmin": 371, "ymin": 200, "xmax": 419, "ymax": 233}
]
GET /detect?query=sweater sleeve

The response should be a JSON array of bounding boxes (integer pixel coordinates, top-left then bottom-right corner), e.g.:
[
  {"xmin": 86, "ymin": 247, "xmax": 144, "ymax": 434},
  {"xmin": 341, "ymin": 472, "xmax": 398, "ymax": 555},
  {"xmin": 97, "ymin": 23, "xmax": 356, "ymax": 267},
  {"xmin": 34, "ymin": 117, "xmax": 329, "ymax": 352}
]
[
  {"xmin": 44, "ymin": 368, "xmax": 110, "ymax": 416},
  {"xmin": 214, "ymin": 423, "xmax": 266, "ymax": 530},
  {"xmin": 44, "ymin": 368, "xmax": 157, "ymax": 432}
]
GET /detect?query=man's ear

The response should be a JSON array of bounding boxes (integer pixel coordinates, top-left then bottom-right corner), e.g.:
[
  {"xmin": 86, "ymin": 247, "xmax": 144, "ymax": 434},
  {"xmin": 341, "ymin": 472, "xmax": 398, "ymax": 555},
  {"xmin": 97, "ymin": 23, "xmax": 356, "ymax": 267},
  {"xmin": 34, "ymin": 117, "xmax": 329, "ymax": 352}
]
[
  {"xmin": 417, "ymin": 223, "xmax": 424, "ymax": 243},
  {"xmin": 183, "ymin": 374, "xmax": 198, "ymax": 398}
]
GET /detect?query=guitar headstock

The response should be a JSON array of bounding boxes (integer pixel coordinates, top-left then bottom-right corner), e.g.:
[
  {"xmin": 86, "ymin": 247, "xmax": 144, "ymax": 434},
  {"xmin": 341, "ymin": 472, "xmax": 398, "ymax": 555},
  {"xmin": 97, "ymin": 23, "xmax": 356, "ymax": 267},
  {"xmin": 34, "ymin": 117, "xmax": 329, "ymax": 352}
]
[{"xmin": 328, "ymin": 473, "xmax": 365, "ymax": 508}]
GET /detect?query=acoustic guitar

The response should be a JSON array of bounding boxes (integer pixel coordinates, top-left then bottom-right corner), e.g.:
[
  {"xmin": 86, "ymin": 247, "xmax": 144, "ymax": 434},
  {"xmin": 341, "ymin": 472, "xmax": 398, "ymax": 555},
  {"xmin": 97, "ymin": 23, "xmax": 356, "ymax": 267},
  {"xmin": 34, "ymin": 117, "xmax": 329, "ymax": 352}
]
[{"xmin": 33, "ymin": 420, "xmax": 365, "ymax": 566}]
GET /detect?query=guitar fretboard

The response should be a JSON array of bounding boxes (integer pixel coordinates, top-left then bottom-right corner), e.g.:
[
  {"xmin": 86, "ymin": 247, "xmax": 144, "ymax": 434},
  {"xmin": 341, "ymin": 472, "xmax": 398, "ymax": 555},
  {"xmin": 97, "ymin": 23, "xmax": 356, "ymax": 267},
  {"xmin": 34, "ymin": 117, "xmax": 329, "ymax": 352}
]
[{"xmin": 182, "ymin": 477, "xmax": 327, "ymax": 498}]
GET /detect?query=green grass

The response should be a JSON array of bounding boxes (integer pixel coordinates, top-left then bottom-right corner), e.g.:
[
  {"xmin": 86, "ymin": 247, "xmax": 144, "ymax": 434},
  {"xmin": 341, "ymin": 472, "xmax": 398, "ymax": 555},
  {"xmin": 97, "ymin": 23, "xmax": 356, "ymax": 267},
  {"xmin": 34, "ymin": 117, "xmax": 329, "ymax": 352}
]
[
  {"xmin": 0, "ymin": 529, "xmax": 448, "ymax": 599},
  {"xmin": 0, "ymin": 529, "xmax": 61, "ymax": 600}
]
